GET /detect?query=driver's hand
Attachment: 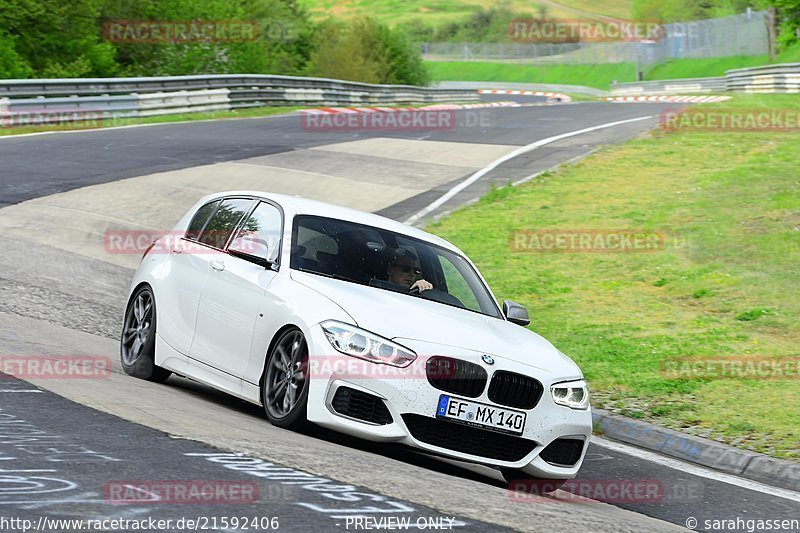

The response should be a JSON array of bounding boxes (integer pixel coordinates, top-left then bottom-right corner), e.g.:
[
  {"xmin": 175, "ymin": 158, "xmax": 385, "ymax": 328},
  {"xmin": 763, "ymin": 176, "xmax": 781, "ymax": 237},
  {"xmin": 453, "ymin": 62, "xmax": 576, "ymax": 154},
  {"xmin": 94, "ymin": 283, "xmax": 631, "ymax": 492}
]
[{"xmin": 411, "ymin": 280, "xmax": 433, "ymax": 293}]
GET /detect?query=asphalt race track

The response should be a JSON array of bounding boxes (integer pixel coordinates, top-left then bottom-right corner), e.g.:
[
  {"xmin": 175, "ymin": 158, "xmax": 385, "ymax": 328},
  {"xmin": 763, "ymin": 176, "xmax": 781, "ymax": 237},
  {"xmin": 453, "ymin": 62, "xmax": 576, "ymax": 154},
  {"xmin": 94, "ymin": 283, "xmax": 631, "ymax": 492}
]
[{"xmin": 0, "ymin": 97, "xmax": 798, "ymax": 532}]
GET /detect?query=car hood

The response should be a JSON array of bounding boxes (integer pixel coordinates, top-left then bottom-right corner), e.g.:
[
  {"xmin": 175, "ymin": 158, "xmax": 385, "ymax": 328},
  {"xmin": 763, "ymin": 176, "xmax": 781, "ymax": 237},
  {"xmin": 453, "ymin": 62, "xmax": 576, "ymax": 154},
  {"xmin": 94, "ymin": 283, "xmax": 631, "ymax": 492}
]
[{"xmin": 291, "ymin": 271, "xmax": 581, "ymax": 377}]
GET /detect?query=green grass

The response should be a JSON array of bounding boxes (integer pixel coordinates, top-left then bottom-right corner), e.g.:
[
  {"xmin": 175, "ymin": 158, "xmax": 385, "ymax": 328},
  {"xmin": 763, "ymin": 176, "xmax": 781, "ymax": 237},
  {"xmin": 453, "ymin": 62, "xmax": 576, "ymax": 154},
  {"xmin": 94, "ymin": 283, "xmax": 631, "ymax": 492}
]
[
  {"xmin": 554, "ymin": 0, "xmax": 632, "ymax": 18},
  {"xmin": 426, "ymin": 93, "xmax": 800, "ymax": 460},
  {"xmin": 646, "ymin": 43, "xmax": 800, "ymax": 80},
  {"xmin": 645, "ymin": 55, "xmax": 770, "ymax": 80},
  {"xmin": 298, "ymin": 0, "xmax": 581, "ymax": 26},
  {"xmin": 0, "ymin": 106, "xmax": 308, "ymax": 137},
  {"xmin": 429, "ymin": 42, "xmax": 800, "ymax": 89},
  {"xmin": 774, "ymin": 42, "xmax": 800, "ymax": 63},
  {"xmin": 427, "ymin": 61, "xmax": 636, "ymax": 89}
]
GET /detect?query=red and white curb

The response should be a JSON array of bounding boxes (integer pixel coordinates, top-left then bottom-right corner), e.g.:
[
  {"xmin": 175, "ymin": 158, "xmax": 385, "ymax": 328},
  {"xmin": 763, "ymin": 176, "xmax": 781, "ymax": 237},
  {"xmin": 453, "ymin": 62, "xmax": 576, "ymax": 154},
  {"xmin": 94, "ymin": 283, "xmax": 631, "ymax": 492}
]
[
  {"xmin": 418, "ymin": 101, "xmax": 522, "ymax": 110},
  {"xmin": 478, "ymin": 89, "xmax": 572, "ymax": 102},
  {"xmin": 602, "ymin": 95, "xmax": 731, "ymax": 103},
  {"xmin": 300, "ymin": 107, "xmax": 413, "ymax": 115}
]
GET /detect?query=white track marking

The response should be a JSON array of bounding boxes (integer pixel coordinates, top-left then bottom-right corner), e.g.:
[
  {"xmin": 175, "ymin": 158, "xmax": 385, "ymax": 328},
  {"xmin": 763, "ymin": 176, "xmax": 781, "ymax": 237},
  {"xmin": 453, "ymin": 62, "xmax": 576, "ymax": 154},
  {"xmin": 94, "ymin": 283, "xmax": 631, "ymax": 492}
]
[
  {"xmin": 592, "ymin": 436, "xmax": 800, "ymax": 503},
  {"xmin": 403, "ymin": 115, "xmax": 655, "ymax": 225}
]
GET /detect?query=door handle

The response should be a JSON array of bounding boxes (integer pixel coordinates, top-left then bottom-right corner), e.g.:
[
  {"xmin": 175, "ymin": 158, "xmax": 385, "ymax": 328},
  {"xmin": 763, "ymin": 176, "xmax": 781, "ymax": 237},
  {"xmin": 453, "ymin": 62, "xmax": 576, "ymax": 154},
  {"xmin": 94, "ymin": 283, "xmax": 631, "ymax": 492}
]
[
  {"xmin": 172, "ymin": 247, "xmax": 183, "ymax": 254},
  {"xmin": 210, "ymin": 260, "xmax": 225, "ymax": 272}
]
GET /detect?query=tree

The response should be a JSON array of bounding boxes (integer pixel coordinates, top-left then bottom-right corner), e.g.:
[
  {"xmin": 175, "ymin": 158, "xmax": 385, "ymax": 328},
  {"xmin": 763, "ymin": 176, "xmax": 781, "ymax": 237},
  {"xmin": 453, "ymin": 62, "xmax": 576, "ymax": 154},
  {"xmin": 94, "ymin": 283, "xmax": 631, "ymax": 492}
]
[
  {"xmin": 0, "ymin": 0, "xmax": 118, "ymax": 77},
  {"xmin": 0, "ymin": 33, "xmax": 33, "ymax": 77},
  {"xmin": 100, "ymin": 0, "xmax": 314, "ymax": 76},
  {"xmin": 309, "ymin": 17, "xmax": 429, "ymax": 85},
  {"xmin": 762, "ymin": 0, "xmax": 800, "ymax": 49}
]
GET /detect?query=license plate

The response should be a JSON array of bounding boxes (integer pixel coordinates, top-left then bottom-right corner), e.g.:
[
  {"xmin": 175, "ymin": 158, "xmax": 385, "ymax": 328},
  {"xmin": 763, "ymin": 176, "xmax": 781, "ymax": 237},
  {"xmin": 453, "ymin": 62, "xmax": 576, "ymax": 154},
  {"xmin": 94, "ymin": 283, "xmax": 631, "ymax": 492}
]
[{"xmin": 436, "ymin": 395, "xmax": 526, "ymax": 435}]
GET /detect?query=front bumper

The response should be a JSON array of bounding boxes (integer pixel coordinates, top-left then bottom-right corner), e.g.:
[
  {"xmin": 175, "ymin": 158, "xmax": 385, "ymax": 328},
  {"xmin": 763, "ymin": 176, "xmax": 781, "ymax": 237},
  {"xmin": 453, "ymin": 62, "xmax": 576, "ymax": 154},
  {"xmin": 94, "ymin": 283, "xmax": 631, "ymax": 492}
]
[{"xmin": 304, "ymin": 325, "xmax": 592, "ymax": 479}]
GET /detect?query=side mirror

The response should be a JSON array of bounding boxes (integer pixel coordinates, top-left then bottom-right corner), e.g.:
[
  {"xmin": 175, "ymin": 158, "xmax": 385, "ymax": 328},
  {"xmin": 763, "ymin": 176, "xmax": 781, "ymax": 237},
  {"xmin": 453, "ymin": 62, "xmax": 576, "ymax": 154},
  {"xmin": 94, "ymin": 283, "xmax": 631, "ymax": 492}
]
[
  {"xmin": 230, "ymin": 235, "xmax": 269, "ymax": 257},
  {"xmin": 503, "ymin": 299, "xmax": 530, "ymax": 326}
]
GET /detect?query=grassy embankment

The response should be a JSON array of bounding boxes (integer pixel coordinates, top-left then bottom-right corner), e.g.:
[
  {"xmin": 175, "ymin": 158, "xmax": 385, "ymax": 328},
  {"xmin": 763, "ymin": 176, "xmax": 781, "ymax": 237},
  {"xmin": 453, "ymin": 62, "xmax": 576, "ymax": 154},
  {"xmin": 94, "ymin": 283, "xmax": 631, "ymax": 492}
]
[
  {"xmin": 426, "ymin": 44, "xmax": 800, "ymax": 90},
  {"xmin": 298, "ymin": 0, "xmax": 596, "ymax": 26},
  {"xmin": 427, "ymin": 94, "xmax": 800, "ymax": 459}
]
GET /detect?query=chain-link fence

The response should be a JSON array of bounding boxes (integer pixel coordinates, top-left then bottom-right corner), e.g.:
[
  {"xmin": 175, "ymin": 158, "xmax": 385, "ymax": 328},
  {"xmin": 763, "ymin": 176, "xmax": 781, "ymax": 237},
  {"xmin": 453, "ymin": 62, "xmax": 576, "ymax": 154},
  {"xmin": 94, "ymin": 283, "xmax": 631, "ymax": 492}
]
[{"xmin": 422, "ymin": 10, "xmax": 769, "ymax": 65}]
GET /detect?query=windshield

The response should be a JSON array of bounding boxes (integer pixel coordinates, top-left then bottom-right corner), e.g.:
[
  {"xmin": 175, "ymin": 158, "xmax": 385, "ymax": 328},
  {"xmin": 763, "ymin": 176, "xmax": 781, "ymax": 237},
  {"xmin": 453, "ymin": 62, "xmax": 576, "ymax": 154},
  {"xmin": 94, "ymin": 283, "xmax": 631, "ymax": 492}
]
[{"xmin": 290, "ymin": 215, "xmax": 502, "ymax": 318}]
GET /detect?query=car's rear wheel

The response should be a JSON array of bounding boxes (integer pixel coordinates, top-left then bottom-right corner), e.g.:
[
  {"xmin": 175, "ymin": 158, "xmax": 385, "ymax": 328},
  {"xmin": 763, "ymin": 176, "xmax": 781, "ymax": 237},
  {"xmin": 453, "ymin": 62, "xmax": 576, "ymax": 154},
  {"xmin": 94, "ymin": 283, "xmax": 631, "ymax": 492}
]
[
  {"xmin": 261, "ymin": 329, "xmax": 309, "ymax": 429},
  {"xmin": 120, "ymin": 286, "xmax": 172, "ymax": 383},
  {"xmin": 501, "ymin": 469, "xmax": 566, "ymax": 494}
]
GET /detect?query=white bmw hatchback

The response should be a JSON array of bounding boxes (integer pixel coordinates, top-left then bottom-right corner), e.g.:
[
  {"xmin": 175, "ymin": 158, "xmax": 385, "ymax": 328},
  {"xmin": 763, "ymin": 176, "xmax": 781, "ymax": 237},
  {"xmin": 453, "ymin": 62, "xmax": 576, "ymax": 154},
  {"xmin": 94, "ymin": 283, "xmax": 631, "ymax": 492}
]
[{"xmin": 121, "ymin": 191, "xmax": 592, "ymax": 486}]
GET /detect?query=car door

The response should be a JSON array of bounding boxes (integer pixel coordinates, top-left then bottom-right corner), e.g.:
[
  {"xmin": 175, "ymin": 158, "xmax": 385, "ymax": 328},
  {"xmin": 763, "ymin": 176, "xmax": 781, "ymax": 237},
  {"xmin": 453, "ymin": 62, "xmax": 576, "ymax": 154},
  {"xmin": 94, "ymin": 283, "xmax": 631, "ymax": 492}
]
[
  {"xmin": 189, "ymin": 200, "xmax": 283, "ymax": 378},
  {"xmin": 156, "ymin": 199, "xmax": 218, "ymax": 355},
  {"xmin": 158, "ymin": 197, "xmax": 255, "ymax": 355}
]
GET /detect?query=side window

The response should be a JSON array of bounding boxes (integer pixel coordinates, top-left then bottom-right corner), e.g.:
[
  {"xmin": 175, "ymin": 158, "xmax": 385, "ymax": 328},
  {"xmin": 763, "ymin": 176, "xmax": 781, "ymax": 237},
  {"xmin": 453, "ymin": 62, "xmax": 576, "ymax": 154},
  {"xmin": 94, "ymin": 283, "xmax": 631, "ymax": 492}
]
[
  {"xmin": 297, "ymin": 226, "xmax": 338, "ymax": 259},
  {"xmin": 198, "ymin": 198, "xmax": 253, "ymax": 249},
  {"xmin": 185, "ymin": 200, "xmax": 219, "ymax": 241},
  {"xmin": 438, "ymin": 255, "xmax": 481, "ymax": 312},
  {"xmin": 229, "ymin": 202, "xmax": 283, "ymax": 263}
]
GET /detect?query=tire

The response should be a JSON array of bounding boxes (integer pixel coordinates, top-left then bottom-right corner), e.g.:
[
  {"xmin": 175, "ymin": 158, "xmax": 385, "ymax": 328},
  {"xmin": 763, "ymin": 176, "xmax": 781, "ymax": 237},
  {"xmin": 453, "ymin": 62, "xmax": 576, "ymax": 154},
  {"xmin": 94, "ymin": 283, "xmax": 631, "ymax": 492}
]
[
  {"xmin": 261, "ymin": 329, "xmax": 310, "ymax": 429},
  {"xmin": 501, "ymin": 469, "xmax": 567, "ymax": 494},
  {"xmin": 120, "ymin": 285, "xmax": 172, "ymax": 383}
]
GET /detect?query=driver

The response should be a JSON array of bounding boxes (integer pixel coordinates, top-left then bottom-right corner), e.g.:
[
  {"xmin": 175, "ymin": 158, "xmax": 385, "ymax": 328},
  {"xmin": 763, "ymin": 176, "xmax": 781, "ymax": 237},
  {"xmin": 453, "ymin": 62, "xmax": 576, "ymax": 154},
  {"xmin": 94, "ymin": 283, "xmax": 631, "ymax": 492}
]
[{"xmin": 387, "ymin": 249, "xmax": 433, "ymax": 293}]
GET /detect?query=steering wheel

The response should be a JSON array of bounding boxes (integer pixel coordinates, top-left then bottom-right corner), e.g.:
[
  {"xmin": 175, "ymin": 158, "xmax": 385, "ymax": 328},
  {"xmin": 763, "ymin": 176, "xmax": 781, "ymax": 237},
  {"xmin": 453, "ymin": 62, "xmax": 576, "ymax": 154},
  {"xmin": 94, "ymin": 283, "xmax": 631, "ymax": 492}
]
[{"xmin": 410, "ymin": 287, "xmax": 464, "ymax": 307}]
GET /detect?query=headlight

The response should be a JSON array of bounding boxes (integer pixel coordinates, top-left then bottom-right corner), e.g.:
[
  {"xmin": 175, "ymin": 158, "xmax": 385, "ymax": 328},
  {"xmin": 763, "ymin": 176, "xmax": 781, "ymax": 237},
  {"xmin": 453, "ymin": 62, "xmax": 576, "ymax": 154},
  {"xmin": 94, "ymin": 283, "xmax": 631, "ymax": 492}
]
[
  {"xmin": 550, "ymin": 380, "xmax": 589, "ymax": 410},
  {"xmin": 320, "ymin": 321, "xmax": 417, "ymax": 367}
]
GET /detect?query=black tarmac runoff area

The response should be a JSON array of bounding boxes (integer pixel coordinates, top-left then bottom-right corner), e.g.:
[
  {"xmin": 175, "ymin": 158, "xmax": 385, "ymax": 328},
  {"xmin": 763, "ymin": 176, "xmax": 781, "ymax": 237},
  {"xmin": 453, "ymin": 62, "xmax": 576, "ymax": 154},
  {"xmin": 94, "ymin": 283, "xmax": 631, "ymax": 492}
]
[
  {"xmin": 0, "ymin": 374, "xmax": 503, "ymax": 532},
  {"xmin": 0, "ymin": 101, "xmax": 677, "ymax": 208}
]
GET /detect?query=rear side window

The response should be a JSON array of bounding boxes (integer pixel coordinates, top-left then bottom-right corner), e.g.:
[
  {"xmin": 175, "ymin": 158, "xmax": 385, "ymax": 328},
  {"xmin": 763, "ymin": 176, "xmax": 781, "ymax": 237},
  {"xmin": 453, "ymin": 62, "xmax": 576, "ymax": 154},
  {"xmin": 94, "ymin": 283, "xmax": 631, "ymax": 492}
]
[
  {"xmin": 198, "ymin": 198, "xmax": 254, "ymax": 249},
  {"xmin": 186, "ymin": 200, "xmax": 219, "ymax": 241}
]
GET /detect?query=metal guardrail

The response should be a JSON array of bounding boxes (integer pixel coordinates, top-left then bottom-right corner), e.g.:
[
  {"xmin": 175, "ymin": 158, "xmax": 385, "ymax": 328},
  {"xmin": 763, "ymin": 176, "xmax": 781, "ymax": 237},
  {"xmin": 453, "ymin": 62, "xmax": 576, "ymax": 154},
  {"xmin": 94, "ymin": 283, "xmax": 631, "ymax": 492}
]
[
  {"xmin": 725, "ymin": 62, "xmax": 800, "ymax": 93},
  {"xmin": 435, "ymin": 81, "xmax": 608, "ymax": 97},
  {"xmin": 0, "ymin": 74, "xmax": 480, "ymax": 100},
  {"xmin": 611, "ymin": 61, "xmax": 800, "ymax": 95},
  {"xmin": 611, "ymin": 77, "xmax": 727, "ymax": 96},
  {"xmin": 0, "ymin": 74, "xmax": 480, "ymax": 125}
]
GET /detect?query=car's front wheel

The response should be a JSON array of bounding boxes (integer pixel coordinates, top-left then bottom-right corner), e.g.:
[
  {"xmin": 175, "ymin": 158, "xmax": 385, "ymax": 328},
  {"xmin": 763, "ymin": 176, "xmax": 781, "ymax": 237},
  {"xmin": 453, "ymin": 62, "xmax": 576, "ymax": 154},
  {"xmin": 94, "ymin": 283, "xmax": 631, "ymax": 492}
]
[
  {"xmin": 120, "ymin": 285, "xmax": 172, "ymax": 383},
  {"xmin": 501, "ymin": 469, "xmax": 566, "ymax": 494},
  {"xmin": 261, "ymin": 329, "xmax": 309, "ymax": 429}
]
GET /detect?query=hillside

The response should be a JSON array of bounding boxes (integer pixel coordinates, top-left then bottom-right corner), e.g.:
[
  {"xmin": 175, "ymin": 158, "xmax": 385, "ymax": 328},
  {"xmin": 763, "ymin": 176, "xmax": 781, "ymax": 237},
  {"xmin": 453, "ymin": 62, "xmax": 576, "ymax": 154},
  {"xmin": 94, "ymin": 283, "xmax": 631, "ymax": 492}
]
[{"xmin": 298, "ymin": 0, "xmax": 633, "ymax": 27}]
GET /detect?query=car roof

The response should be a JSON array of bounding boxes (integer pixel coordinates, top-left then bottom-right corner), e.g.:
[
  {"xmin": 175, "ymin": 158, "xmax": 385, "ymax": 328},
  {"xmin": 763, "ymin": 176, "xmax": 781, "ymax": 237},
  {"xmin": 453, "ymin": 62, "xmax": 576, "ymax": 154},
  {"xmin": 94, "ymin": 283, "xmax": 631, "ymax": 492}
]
[{"xmin": 201, "ymin": 190, "xmax": 460, "ymax": 253}]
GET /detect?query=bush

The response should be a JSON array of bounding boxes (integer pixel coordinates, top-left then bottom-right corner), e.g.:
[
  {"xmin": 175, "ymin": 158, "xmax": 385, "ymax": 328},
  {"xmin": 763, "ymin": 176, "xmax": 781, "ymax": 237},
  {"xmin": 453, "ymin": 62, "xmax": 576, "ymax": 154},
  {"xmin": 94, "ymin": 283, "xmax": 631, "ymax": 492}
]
[
  {"xmin": 0, "ymin": 0, "xmax": 110, "ymax": 77},
  {"xmin": 399, "ymin": 5, "xmax": 531, "ymax": 43},
  {"xmin": 309, "ymin": 17, "xmax": 429, "ymax": 85},
  {"xmin": 105, "ymin": 0, "xmax": 315, "ymax": 76},
  {"xmin": 0, "ymin": 0, "xmax": 429, "ymax": 84},
  {"xmin": 0, "ymin": 34, "xmax": 33, "ymax": 78},
  {"xmin": 772, "ymin": 0, "xmax": 800, "ymax": 50}
]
